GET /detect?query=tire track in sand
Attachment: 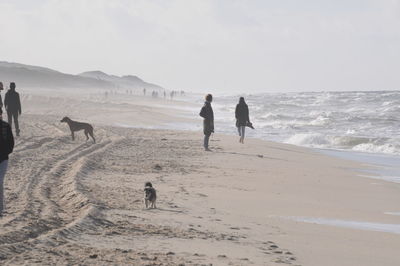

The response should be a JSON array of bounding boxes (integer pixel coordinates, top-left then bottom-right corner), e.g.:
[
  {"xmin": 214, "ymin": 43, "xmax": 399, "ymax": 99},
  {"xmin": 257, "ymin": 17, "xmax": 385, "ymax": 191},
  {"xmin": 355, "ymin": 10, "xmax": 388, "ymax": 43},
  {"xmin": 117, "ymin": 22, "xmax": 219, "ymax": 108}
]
[{"xmin": 0, "ymin": 121, "xmax": 119, "ymax": 258}]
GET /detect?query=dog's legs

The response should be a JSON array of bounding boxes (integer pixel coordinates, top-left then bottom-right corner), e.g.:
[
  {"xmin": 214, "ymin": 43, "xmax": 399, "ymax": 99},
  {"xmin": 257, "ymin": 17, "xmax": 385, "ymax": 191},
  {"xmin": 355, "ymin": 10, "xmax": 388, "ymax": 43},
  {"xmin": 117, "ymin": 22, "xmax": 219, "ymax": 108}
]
[
  {"xmin": 89, "ymin": 129, "xmax": 96, "ymax": 143},
  {"xmin": 84, "ymin": 130, "xmax": 89, "ymax": 141}
]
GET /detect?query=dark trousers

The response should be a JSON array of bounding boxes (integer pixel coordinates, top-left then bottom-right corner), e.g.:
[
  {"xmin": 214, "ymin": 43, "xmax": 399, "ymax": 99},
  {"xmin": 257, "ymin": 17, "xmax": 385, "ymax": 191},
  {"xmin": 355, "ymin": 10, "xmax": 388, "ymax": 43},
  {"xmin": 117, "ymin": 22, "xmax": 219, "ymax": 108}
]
[
  {"xmin": 204, "ymin": 134, "xmax": 210, "ymax": 149},
  {"xmin": 7, "ymin": 111, "xmax": 19, "ymax": 135}
]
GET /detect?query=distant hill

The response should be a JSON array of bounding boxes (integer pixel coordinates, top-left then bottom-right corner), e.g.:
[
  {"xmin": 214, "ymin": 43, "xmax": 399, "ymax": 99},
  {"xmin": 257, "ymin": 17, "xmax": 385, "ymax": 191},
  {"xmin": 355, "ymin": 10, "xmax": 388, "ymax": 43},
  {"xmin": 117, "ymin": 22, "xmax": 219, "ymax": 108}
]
[
  {"xmin": 79, "ymin": 71, "xmax": 163, "ymax": 90},
  {"xmin": 0, "ymin": 61, "xmax": 164, "ymax": 90}
]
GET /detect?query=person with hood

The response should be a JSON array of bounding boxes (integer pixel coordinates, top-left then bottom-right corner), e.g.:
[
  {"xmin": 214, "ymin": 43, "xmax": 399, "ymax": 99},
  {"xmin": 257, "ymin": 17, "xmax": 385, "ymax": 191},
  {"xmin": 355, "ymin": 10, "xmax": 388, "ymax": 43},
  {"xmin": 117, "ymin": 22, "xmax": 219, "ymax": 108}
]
[
  {"xmin": 4, "ymin": 82, "xmax": 21, "ymax": 136},
  {"xmin": 199, "ymin": 94, "xmax": 214, "ymax": 151},
  {"xmin": 0, "ymin": 107, "xmax": 14, "ymax": 217},
  {"xmin": 235, "ymin": 97, "xmax": 250, "ymax": 144}
]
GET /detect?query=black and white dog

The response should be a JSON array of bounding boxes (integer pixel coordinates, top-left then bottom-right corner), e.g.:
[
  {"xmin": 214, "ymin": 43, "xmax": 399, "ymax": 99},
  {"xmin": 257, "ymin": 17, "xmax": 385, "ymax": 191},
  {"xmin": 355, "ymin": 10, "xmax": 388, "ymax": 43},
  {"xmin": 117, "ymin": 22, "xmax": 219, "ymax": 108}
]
[{"xmin": 144, "ymin": 182, "xmax": 157, "ymax": 209}]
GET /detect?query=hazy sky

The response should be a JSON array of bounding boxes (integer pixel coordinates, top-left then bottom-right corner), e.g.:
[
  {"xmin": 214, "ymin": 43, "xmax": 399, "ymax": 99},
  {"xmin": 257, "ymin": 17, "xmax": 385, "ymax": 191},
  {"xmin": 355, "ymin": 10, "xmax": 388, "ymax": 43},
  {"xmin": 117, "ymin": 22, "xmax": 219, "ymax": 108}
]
[{"xmin": 1, "ymin": 0, "xmax": 400, "ymax": 93}]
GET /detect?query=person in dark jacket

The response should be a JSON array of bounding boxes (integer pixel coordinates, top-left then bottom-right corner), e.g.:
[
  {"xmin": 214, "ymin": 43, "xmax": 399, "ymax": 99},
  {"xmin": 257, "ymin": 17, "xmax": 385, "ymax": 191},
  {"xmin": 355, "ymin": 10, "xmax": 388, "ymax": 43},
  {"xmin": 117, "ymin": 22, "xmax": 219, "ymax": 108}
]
[
  {"xmin": 0, "ymin": 81, "xmax": 3, "ymax": 110},
  {"xmin": 0, "ymin": 107, "xmax": 14, "ymax": 217},
  {"xmin": 4, "ymin": 82, "xmax": 21, "ymax": 136},
  {"xmin": 235, "ymin": 97, "xmax": 250, "ymax": 144},
  {"xmin": 199, "ymin": 94, "xmax": 214, "ymax": 151}
]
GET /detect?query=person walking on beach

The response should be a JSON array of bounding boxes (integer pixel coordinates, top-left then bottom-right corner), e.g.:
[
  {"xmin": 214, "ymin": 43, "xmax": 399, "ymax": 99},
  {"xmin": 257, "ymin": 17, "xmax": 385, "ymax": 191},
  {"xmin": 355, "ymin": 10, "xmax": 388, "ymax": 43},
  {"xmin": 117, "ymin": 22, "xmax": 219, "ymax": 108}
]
[
  {"xmin": 199, "ymin": 94, "xmax": 214, "ymax": 151},
  {"xmin": 0, "ymin": 82, "xmax": 3, "ymax": 110},
  {"xmin": 4, "ymin": 82, "xmax": 21, "ymax": 136},
  {"xmin": 0, "ymin": 107, "xmax": 14, "ymax": 217},
  {"xmin": 235, "ymin": 97, "xmax": 250, "ymax": 144}
]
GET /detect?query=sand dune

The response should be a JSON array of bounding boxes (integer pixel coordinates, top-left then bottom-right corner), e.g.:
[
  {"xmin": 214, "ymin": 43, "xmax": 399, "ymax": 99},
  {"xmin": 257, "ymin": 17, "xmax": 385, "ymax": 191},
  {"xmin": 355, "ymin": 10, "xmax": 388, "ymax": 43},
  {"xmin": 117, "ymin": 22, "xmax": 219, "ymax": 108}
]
[{"xmin": 0, "ymin": 61, "xmax": 163, "ymax": 90}]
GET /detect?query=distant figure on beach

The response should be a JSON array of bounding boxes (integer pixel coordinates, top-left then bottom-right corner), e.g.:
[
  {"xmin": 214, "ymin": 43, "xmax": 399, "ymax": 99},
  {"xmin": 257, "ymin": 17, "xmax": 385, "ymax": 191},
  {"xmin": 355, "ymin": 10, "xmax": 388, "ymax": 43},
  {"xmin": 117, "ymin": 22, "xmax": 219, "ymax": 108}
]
[
  {"xmin": 199, "ymin": 94, "xmax": 214, "ymax": 151},
  {"xmin": 143, "ymin": 88, "xmax": 146, "ymax": 96},
  {"xmin": 0, "ymin": 108, "xmax": 14, "ymax": 217},
  {"xmin": 235, "ymin": 97, "xmax": 251, "ymax": 144},
  {"xmin": 4, "ymin": 82, "xmax": 21, "ymax": 136},
  {"xmin": 0, "ymin": 82, "xmax": 3, "ymax": 109}
]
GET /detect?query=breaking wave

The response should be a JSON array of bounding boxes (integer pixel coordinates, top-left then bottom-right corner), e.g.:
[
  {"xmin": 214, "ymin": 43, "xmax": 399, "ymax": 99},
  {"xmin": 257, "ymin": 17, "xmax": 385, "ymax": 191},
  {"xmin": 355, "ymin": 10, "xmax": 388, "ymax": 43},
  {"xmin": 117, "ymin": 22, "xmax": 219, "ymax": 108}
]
[{"xmin": 216, "ymin": 91, "xmax": 400, "ymax": 155}]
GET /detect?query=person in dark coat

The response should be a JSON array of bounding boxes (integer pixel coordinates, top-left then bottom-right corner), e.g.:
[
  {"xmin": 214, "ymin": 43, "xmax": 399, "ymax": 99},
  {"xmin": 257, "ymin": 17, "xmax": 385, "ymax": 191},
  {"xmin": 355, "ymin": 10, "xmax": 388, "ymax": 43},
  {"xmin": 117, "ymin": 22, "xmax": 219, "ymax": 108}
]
[
  {"xmin": 0, "ymin": 81, "xmax": 3, "ymax": 110},
  {"xmin": 4, "ymin": 82, "xmax": 21, "ymax": 136},
  {"xmin": 0, "ymin": 107, "xmax": 14, "ymax": 217},
  {"xmin": 199, "ymin": 94, "xmax": 214, "ymax": 151},
  {"xmin": 235, "ymin": 97, "xmax": 250, "ymax": 144}
]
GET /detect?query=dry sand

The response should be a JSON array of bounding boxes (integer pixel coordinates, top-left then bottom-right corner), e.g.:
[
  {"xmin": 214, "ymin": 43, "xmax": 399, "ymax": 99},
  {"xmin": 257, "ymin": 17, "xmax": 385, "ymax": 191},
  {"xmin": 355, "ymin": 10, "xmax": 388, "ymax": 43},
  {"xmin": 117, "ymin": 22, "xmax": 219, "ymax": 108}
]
[{"xmin": 1, "ymin": 91, "xmax": 400, "ymax": 265}]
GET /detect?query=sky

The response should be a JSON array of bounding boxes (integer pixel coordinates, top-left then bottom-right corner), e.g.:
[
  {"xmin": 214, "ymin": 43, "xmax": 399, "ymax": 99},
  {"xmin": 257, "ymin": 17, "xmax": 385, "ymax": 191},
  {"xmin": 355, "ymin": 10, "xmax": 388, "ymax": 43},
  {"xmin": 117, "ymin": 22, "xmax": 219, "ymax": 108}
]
[{"xmin": 0, "ymin": 0, "xmax": 400, "ymax": 93}]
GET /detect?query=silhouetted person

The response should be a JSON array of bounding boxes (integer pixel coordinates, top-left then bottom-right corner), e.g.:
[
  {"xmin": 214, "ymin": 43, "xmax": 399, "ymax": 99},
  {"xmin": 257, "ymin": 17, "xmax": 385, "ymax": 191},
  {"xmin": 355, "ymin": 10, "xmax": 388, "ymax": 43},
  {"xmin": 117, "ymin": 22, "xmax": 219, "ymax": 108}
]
[
  {"xmin": 143, "ymin": 88, "xmax": 146, "ymax": 96},
  {"xmin": 235, "ymin": 97, "xmax": 250, "ymax": 144},
  {"xmin": 0, "ymin": 107, "xmax": 14, "ymax": 217},
  {"xmin": 199, "ymin": 94, "xmax": 214, "ymax": 151},
  {"xmin": 0, "ymin": 82, "xmax": 3, "ymax": 110},
  {"xmin": 4, "ymin": 82, "xmax": 21, "ymax": 136}
]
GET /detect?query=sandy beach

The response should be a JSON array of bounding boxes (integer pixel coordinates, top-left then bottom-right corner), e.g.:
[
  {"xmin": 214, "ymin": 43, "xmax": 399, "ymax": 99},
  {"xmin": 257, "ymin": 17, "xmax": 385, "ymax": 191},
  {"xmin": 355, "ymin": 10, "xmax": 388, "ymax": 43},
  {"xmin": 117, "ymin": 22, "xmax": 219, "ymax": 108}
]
[{"xmin": 1, "ymin": 92, "xmax": 400, "ymax": 266}]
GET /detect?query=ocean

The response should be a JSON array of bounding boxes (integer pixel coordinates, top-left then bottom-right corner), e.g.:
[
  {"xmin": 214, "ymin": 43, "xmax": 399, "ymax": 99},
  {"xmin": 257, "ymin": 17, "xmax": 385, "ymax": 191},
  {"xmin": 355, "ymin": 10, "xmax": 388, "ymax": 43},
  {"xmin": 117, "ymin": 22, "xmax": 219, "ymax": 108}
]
[
  {"xmin": 211, "ymin": 91, "xmax": 400, "ymax": 156},
  {"xmin": 179, "ymin": 91, "xmax": 400, "ymax": 234},
  {"xmin": 149, "ymin": 91, "xmax": 400, "ymax": 184}
]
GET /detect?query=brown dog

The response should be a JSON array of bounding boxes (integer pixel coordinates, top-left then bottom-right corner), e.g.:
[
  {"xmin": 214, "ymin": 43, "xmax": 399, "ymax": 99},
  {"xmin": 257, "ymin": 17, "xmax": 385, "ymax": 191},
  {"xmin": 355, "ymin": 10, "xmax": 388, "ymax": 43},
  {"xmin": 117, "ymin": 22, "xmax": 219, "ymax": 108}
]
[{"xmin": 60, "ymin": 116, "xmax": 96, "ymax": 143}]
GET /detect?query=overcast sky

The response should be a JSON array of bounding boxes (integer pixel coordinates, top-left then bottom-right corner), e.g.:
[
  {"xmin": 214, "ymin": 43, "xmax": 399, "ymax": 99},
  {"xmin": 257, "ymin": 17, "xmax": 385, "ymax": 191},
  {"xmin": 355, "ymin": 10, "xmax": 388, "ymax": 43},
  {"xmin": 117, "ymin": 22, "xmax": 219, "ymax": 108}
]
[{"xmin": 0, "ymin": 0, "xmax": 400, "ymax": 93}]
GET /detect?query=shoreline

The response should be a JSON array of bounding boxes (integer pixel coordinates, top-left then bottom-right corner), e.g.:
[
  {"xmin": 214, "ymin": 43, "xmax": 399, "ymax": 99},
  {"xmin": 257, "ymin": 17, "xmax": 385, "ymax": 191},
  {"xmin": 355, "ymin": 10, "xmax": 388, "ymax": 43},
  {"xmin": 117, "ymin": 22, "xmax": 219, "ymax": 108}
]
[
  {"xmin": 2, "ymin": 113, "xmax": 400, "ymax": 265},
  {"xmin": 3, "ymin": 91, "xmax": 400, "ymax": 265},
  {"xmin": 116, "ymin": 119, "xmax": 400, "ymax": 187},
  {"xmin": 104, "ymin": 120, "xmax": 400, "ymax": 264},
  {"xmin": 20, "ymin": 87, "xmax": 400, "ymax": 161}
]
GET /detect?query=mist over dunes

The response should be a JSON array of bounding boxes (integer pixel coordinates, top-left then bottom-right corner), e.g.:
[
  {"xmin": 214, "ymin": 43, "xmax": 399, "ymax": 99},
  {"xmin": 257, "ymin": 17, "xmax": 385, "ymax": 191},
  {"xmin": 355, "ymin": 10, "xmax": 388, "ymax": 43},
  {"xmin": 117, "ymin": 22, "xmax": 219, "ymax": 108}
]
[{"xmin": 0, "ymin": 61, "xmax": 163, "ymax": 90}]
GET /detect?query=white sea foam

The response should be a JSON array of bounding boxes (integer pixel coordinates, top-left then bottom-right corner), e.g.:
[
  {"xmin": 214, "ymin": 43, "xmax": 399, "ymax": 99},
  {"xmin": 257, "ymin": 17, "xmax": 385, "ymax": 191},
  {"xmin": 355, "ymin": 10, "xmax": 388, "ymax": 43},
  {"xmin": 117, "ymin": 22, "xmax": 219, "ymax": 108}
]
[
  {"xmin": 385, "ymin": 212, "xmax": 400, "ymax": 216},
  {"xmin": 291, "ymin": 216, "xmax": 400, "ymax": 234},
  {"xmin": 215, "ymin": 91, "xmax": 400, "ymax": 155}
]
